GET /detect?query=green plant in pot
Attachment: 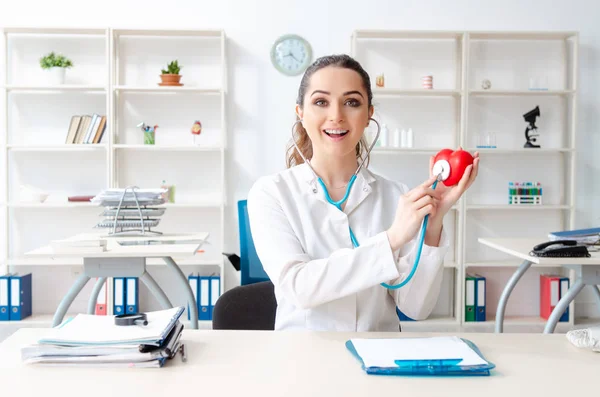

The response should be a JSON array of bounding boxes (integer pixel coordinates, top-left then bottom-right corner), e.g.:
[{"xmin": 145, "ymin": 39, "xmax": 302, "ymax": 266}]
[
  {"xmin": 39, "ymin": 52, "xmax": 73, "ymax": 85},
  {"xmin": 159, "ymin": 60, "xmax": 183, "ymax": 86}
]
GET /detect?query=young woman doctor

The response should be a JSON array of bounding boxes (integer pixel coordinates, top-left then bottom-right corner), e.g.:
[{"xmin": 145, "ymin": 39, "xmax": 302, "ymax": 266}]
[{"xmin": 248, "ymin": 54, "xmax": 479, "ymax": 332}]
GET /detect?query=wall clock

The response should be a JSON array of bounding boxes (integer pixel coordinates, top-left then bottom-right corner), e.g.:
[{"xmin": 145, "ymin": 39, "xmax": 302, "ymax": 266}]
[{"xmin": 270, "ymin": 34, "xmax": 312, "ymax": 76}]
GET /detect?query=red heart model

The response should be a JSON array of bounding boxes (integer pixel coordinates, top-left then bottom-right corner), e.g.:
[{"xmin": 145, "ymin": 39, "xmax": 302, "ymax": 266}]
[{"xmin": 434, "ymin": 149, "xmax": 474, "ymax": 186}]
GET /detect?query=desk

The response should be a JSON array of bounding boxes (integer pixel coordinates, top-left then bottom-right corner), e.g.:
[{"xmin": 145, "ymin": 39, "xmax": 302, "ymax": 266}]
[
  {"xmin": 478, "ymin": 237, "xmax": 600, "ymax": 334},
  {"xmin": 25, "ymin": 232, "xmax": 209, "ymax": 329},
  {"xmin": 0, "ymin": 328, "xmax": 596, "ymax": 397}
]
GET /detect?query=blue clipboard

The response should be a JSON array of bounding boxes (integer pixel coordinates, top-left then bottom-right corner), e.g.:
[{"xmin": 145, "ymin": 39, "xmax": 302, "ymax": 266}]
[{"xmin": 345, "ymin": 338, "xmax": 496, "ymax": 376}]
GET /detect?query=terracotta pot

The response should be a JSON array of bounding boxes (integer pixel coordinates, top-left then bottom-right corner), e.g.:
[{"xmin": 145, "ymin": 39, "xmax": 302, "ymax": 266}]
[{"xmin": 159, "ymin": 74, "xmax": 182, "ymax": 85}]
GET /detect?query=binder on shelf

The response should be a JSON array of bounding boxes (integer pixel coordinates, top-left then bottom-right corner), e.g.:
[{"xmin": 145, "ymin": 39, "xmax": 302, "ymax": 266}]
[
  {"xmin": 475, "ymin": 274, "xmax": 486, "ymax": 322},
  {"xmin": 187, "ymin": 273, "xmax": 199, "ymax": 321},
  {"xmin": 540, "ymin": 274, "xmax": 568, "ymax": 322},
  {"xmin": 9, "ymin": 273, "xmax": 32, "ymax": 321},
  {"xmin": 465, "ymin": 274, "xmax": 475, "ymax": 322},
  {"xmin": 125, "ymin": 277, "xmax": 139, "ymax": 314},
  {"xmin": 199, "ymin": 276, "xmax": 211, "ymax": 321},
  {"xmin": 0, "ymin": 274, "xmax": 10, "ymax": 321},
  {"xmin": 560, "ymin": 277, "xmax": 570, "ymax": 322},
  {"xmin": 209, "ymin": 274, "xmax": 221, "ymax": 321},
  {"xmin": 95, "ymin": 278, "xmax": 107, "ymax": 316},
  {"xmin": 113, "ymin": 277, "xmax": 125, "ymax": 315}
]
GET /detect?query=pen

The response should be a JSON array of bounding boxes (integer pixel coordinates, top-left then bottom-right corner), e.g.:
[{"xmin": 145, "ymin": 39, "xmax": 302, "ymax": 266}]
[{"xmin": 394, "ymin": 358, "xmax": 463, "ymax": 368}]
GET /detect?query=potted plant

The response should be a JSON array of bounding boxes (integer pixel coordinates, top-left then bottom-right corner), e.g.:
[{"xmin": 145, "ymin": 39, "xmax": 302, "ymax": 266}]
[
  {"xmin": 39, "ymin": 51, "xmax": 73, "ymax": 85},
  {"xmin": 159, "ymin": 60, "xmax": 183, "ymax": 86}
]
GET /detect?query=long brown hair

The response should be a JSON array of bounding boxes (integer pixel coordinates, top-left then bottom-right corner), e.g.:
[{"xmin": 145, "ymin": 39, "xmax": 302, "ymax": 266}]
[{"xmin": 285, "ymin": 54, "xmax": 374, "ymax": 169}]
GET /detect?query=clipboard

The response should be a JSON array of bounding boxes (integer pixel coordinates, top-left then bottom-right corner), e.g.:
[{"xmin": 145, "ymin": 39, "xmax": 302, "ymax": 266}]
[{"xmin": 345, "ymin": 337, "xmax": 496, "ymax": 376}]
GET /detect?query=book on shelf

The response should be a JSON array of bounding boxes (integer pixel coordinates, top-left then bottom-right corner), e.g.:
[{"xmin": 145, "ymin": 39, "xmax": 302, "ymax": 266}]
[{"xmin": 65, "ymin": 114, "xmax": 106, "ymax": 144}]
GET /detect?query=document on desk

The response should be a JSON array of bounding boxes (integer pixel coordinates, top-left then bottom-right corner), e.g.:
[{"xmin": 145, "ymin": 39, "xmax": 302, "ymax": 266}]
[
  {"xmin": 38, "ymin": 306, "xmax": 184, "ymax": 347},
  {"xmin": 346, "ymin": 336, "xmax": 495, "ymax": 376}
]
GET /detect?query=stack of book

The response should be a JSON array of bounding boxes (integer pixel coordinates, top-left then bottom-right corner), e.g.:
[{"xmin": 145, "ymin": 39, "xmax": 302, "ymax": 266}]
[
  {"xmin": 65, "ymin": 114, "xmax": 107, "ymax": 144},
  {"xmin": 21, "ymin": 307, "xmax": 185, "ymax": 368}
]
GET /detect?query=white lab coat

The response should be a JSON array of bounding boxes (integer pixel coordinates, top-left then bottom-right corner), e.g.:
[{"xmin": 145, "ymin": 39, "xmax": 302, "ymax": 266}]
[{"xmin": 247, "ymin": 162, "xmax": 449, "ymax": 332}]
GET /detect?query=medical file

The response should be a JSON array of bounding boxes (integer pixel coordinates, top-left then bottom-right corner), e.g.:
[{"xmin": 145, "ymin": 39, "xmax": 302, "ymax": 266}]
[{"xmin": 346, "ymin": 336, "xmax": 495, "ymax": 376}]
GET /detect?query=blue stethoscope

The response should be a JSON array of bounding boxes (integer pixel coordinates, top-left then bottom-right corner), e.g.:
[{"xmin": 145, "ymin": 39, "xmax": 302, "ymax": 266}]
[{"xmin": 292, "ymin": 118, "xmax": 445, "ymax": 290}]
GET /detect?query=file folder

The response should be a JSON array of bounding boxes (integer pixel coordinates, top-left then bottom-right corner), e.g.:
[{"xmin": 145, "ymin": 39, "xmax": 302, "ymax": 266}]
[
  {"xmin": 475, "ymin": 274, "xmax": 486, "ymax": 322},
  {"xmin": 126, "ymin": 277, "xmax": 139, "ymax": 314},
  {"xmin": 540, "ymin": 274, "xmax": 568, "ymax": 321},
  {"xmin": 559, "ymin": 277, "xmax": 570, "ymax": 322},
  {"xmin": 465, "ymin": 274, "xmax": 475, "ymax": 322},
  {"xmin": 187, "ymin": 273, "xmax": 199, "ymax": 321},
  {"xmin": 209, "ymin": 275, "xmax": 220, "ymax": 321},
  {"xmin": 346, "ymin": 336, "xmax": 496, "ymax": 376},
  {"xmin": 9, "ymin": 273, "xmax": 32, "ymax": 321},
  {"xmin": 0, "ymin": 274, "xmax": 10, "ymax": 321},
  {"xmin": 95, "ymin": 279, "xmax": 107, "ymax": 316},
  {"xmin": 113, "ymin": 277, "xmax": 125, "ymax": 315},
  {"xmin": 199, "ymin": 276, "xmax": 210, "ymax": 321}
]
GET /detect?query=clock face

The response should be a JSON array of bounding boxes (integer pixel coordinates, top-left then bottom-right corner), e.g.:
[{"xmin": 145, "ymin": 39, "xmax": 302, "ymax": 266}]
[{"xmin": 271, "ymin": 34, "xmax": 312, "ymax": 76}]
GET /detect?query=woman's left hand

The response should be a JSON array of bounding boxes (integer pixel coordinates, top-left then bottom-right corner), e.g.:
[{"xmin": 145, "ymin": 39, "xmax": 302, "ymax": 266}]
[{"xmin": 427, "ymin": 149, "xmax": 480, "ymax": 224}]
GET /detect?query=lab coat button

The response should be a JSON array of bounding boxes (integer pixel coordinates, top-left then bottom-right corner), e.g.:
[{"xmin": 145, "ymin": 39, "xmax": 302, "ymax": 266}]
[
  {"xmin": 363, "ymin": 187, "xmax": 369, "ymax": 192},
  {"xmin": 312, "ymin": 188, "xmax": 317, "ymax": 193}
]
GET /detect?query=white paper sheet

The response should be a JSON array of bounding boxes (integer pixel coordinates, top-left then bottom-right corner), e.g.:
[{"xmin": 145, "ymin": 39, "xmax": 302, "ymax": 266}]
[{"xmin": 350, "ymin": 336, "xmax": 488, "ymax": 368}]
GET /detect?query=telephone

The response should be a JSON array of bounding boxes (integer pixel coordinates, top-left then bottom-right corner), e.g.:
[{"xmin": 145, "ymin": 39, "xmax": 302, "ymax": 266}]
[{"xmin": 530, "ymin": 240, "xmax": 591, "ymax": 258}]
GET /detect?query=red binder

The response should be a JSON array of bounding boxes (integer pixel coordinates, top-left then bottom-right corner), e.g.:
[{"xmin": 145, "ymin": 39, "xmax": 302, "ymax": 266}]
[
  {"xmin": 540, "ymin": 274, "xmax": 561, "ymax": 320},
  {"xmin": 95, "ymin": 279, "xmax": 107, "ymax": 315}
]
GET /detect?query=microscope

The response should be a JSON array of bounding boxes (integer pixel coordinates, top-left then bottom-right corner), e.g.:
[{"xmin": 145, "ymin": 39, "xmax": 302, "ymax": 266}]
[{"xmin": 523, "ymin": 106, "xmax": 541, "ymax": 148}]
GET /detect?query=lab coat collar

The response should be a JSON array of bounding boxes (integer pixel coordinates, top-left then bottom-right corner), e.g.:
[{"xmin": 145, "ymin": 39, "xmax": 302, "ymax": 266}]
[{"xmin": 298, "ymin": 162, "xmax": 376, "ymax": 214}]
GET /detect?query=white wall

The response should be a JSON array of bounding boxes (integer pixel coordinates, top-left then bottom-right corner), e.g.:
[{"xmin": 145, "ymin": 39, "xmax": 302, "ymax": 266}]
[{"xmin": 1, "ymin": 0, "xmax": 599, "ymax": 259}]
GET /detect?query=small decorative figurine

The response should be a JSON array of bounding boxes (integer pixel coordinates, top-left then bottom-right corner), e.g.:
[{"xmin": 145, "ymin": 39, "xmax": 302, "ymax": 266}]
[
  {"xmin": 376, "ymin": 73, "xmax": 385, "ymax": 88},
  {"xmin": 482, "ymin": 79, "xmax": 492, "ymax": 90},
  {"xmin": 191, "ymin": 120, "xmax": 202, "ymax": 144}
]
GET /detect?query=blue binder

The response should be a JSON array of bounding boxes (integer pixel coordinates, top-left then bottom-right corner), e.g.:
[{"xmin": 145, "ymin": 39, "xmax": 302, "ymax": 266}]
[
  {"xmin": 187, "ymin": 273, "xmax": 199, "ymax": 321},
  {"xmin": 0, "ymin": 273, "xmax": 11, "ymax": 321},
  {"xmin": 9, "ymin": 273, "xmax": 32, "ymax": 321},
  {"xmin": 474, "ymin": 274, "xmax": 486, "ymax": 322},
  {"xmin": 125, "ymin": 277, "xmax": 139, "ymax": 314},
  {"xmin": 113, "ymin": 277, "xmax": 125, "ymax": 315},
  {"xmin": 199, "ymin": 276, "xmax": 211, "ymax": 321},
  {"xmin": 560, "ymin": 277, "xmax": 569, "ymax": 322},
  {"xmin": 209, "ymin": 274, "xmax": 220, "ymax": 321},
  {"xmin": 345, "ymin": 338, "xmax": 496, "ymax": 376}
]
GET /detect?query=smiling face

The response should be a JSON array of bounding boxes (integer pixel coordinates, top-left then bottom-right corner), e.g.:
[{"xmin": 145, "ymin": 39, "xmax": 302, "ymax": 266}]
[{"xmin": 296, "ymin": 66, "xmax": 374, "ymax": 161}]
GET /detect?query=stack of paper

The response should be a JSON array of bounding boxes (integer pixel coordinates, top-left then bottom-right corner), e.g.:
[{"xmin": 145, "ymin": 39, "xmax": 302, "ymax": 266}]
[
  {"xmin": 548, "ymin": 227, "xmax": 600, "ymax": 245},
  {"xmin": 346, "ymin": 336, "xmax": 495, "ymax": 376},
  {"xmin": 21, "ymin": 307, "xmax": 185, "ymax": 368}
]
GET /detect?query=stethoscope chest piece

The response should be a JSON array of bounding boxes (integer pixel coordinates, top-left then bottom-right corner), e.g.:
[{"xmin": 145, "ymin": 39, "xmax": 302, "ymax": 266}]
[{"xmin": 432, "ymin": 159, "xmax": 451, "ymax": 182}]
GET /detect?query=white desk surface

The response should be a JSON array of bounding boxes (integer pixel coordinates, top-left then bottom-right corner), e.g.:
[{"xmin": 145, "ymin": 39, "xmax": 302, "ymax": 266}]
[
  {"xmin": 0, "ymin": 328, "xmax": 596, "ymax": 397},
  {"xmin": 25, "ymin": 232, "xmax": 210, "ymax": 258},
  {"xmin": 478, "ymin": 237, "xmax": 600, "ymax": 265}
]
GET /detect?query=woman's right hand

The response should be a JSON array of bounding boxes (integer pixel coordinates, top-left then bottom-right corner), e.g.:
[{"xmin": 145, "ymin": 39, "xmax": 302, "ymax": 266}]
[{"xmin": 386, "ymin": 175, "xmax": 442, "ymax": 251}]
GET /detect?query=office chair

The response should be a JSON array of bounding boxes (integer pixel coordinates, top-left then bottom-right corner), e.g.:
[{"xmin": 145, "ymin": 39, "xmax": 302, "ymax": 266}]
[{"xmin": 213, "ymin": 200, "xmax": 277, "ymax": 330}]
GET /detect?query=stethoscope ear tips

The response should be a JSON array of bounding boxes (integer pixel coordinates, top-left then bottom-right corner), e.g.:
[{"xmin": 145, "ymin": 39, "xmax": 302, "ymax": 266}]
[{"xmin": 432, "ymin": 159, "xmax": 451, "ymax": 182}]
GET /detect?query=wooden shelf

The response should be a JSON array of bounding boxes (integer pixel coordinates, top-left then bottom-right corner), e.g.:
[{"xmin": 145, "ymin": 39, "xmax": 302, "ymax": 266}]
[
  {"xmin": 114, "ymin": 86, "xmax": 221, "ymax": 94},
  {"xmin": 8, "ymin": 202, "xmax": 97, "ymax": 209},
  {"xmin": 371, "ymin": 147, "xmax": 438, "ymax": 154},
  {"xmin": 465, "ymin": 260, "xmax": 562, "ymax": 268},
  {"xmin": 353, "ymin": 30, "xmax": 463, "ymax": 40},
  {"xmin": 8, "ymin": 256, "xmax": 222, "ymax": 266},
  {"xmin": 466, "ymin": 204, "xmax": 571, "ymax": 211},
  {"xmin": 2, "ymin": 85, "xmax": 106, "ymax": 92},
  {"xmin": 462, "ymin": 315, "xmax": 573, "ymax": 332},
  {"xmin": 112, "ymin": 29, "xmax": 223, "ymax": 37},
  {"xmin": 112, "ymin": 144, "xmax": 222, "ymax": 151},
  {"xmin": 7, "ymin": 144, "xmax": 107, "ymax": 152},
  {"xmin": 469, "ymin": 89, "xmax": 575, "ymax": 96},
  {"xmin": 468, "ymin": 148, "xmax": 574, "ymax": 154},
  {"xmin": 373, "ymin": 88, "xmax": 461, "ymax": 97}
]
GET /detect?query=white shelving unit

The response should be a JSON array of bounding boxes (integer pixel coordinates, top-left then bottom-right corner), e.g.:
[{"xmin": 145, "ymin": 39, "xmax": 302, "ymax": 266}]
[
  {"xmin": 352, "ymin": 30, "xmax": 586, "ymax": 332},
  {"xmin": 0, "ymin": 27, "xmax": 227, "ymax": 329}
]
